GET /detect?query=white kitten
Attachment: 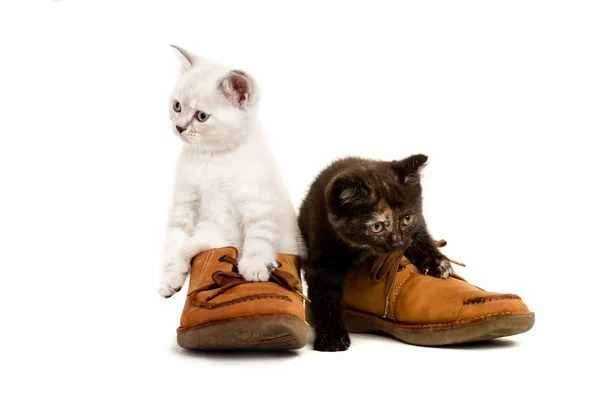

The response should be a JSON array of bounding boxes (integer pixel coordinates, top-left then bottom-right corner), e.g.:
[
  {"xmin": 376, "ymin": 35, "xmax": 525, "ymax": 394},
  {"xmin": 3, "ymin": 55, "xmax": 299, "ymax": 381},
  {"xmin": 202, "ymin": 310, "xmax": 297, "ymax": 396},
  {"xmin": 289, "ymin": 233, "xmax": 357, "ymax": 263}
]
[{"xmin": 158, "ymin": 46, "xmax": 300, "ymax": 298}]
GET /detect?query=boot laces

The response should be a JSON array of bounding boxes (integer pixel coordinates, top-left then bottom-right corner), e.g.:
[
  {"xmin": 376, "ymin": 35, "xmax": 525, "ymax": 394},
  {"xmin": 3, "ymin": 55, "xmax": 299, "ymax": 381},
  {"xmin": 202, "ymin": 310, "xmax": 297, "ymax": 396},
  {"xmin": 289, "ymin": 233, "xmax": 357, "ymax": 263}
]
[{"xmin": 190, "ymin": 254, "xmax": 309, "ymax": 302}]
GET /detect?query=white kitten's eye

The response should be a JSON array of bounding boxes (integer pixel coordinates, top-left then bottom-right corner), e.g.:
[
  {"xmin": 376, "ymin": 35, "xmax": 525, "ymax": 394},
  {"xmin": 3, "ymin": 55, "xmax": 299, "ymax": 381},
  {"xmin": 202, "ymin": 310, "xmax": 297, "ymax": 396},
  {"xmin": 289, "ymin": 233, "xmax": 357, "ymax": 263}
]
[
  {"xmin": 195, "ymin": 111, "xmax": 209, "ymax": 122},
  {"xmin": 173, "ymin": 101, "xmax": 181, "ymax": 112}
]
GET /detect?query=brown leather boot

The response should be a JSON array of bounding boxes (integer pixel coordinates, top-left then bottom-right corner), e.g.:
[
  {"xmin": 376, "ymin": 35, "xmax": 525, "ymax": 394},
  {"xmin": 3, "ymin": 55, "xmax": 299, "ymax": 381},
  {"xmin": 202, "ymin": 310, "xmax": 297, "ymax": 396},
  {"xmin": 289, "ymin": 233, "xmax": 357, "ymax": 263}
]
[
  {"xmin": 176, "ymin": 247, "xmax": 308, "ymax": 350},
  {"xmin": 340, "ymin": 245, "xmax": 535, "ymax": 346}
]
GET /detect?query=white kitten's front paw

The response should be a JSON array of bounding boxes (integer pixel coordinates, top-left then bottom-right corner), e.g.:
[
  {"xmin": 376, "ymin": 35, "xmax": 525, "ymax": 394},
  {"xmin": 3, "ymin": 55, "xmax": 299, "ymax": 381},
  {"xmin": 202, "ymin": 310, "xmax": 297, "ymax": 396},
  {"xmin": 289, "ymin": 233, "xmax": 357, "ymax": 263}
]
[
  {"xmin": 158, "ymin": 260, "xmax": 190, "ymax": 298},
  {"xmin": 237, "ymin": 256, "xmax": 277, "ymax": 282}
]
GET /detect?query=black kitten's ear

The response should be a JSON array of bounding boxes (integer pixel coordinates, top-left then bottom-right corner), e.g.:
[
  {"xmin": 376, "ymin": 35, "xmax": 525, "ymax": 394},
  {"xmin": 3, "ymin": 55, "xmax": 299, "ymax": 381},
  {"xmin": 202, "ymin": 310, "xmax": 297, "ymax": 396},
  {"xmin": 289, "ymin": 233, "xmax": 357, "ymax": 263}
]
[
  {"xmin": 326, "ymin": 174, "xmax": 371, "ymax": 212},
  {"xmin": 392, "ymin": 154, "xmax": 428, "ymax": 184}
]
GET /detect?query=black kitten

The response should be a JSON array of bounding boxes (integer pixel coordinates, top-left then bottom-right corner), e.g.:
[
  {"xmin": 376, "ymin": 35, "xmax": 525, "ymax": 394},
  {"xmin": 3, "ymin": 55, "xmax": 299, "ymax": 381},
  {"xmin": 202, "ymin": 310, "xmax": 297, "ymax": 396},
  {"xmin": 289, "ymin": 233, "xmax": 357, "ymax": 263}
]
[{"xmin": 298, "ymin": 154, "xmax": 452, "ymax": 352}]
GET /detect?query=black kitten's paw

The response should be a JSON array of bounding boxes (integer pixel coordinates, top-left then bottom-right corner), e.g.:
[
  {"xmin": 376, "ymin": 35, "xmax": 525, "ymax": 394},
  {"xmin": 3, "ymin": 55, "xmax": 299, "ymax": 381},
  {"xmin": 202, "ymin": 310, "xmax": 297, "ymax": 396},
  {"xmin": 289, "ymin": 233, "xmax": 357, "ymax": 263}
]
[
  {"xmin": 313, "ymin": 330, "xmax": 351, "ymax": 352},
  {"xmin": 423, "ymin": 256, "xmax": 454, "ymax": 279}
]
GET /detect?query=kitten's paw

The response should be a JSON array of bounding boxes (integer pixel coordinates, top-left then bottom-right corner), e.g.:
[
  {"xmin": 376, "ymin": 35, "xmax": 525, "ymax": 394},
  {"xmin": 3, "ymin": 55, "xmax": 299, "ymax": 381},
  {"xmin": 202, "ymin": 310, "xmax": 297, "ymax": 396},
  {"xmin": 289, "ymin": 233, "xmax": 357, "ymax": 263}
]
[
  {"xmin": 433, "ymin": 256, "xmax": 454, "ymax": 279},
  {"xmin": 237, "ymin": 256, "xmax": 276, "ymax": 282},
  {"xmin": 158, "ymin": 261, "xmax": 190, "ymax": 298},
  {"xmin": 314, "ymin": 330, "xmax": 351, "ymax": 352}
]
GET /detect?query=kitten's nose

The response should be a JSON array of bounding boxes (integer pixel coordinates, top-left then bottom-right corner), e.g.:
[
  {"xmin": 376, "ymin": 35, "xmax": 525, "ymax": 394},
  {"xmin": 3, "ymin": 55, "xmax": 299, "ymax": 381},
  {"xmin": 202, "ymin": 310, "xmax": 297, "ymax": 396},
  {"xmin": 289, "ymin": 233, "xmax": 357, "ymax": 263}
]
[
  {"xmin": 393, "ymin": 236, "xmax": 404, "ymax": 248},
  {"xmin": 176, "ymin": 126, "xmax": 185, "ymax": 134}
]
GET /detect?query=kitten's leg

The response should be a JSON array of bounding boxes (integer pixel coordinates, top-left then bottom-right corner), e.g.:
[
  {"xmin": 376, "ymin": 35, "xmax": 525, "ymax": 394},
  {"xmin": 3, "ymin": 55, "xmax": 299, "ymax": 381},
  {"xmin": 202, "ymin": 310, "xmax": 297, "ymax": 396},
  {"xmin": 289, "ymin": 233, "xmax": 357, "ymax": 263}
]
[
  {"xmin": 158, "ymin": 184, "xmax": 199, "ymax": 298},
  {"xmin": 306, "ymin": 265, "xmax": 351, "ymax": 352},
  {"xmin": 236, "ymin": 191, "xmax": 279, "ymax": 282},
  {"xmin": 405, "ymin": 228, "xmax": 453, "ymax": 279},
  {"xmin": 185, "ymin": 222, "xmax": 229, "ymax": 261}
]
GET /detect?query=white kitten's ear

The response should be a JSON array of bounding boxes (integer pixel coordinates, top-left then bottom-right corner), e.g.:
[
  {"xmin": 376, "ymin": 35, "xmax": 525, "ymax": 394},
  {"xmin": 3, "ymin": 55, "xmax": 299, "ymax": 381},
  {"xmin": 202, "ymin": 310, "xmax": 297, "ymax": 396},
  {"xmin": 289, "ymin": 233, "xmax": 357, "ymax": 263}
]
[
  {"xmin": 170, "ymin": 44, "xmax": 197, "ymax": 73},
  {"xmin": 219, "ymin": 70, "xmax": 257, "ymax": 108}
]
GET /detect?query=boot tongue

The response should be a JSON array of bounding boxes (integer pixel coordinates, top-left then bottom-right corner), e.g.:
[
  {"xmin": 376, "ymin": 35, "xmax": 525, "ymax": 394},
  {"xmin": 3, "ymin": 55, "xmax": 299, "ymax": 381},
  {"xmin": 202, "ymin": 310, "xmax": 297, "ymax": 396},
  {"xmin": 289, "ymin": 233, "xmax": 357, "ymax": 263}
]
[
  {"xmin": 369, "ymin": 251, "xmax": 408, "ymax": 282},
  {"xmin": 368, "ymin": 251, "xmax": 409, "ymax": 315},
  {"xmin": 399, "ymin": 255, "xmax": 413, "ymax": 270},
  {"xmin": 187, "ymin": 247, "xmax": 239, "ymax": 295},
  {"xmin": 370, "ymin": 254, "xmax": 391, "ymax": 282}
]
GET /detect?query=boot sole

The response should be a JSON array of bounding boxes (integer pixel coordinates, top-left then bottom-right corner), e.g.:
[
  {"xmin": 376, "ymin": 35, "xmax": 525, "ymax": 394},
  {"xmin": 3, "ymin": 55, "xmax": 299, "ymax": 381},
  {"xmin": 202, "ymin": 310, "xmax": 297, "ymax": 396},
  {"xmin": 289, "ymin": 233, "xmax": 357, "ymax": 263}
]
[
  {"xmin": 343, "ymin": 308, "xmax": 535, "ymax": 346},
  {"xmin": 177, "ymin": 315, "xmax": 307, "ymax": 350}
]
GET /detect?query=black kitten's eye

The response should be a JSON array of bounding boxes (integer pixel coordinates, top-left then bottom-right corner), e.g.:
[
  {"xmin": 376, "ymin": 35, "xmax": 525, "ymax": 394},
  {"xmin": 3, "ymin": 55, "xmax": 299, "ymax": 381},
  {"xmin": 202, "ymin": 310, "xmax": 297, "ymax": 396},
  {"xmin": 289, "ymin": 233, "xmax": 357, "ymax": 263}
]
[
  {"xmin": 173, "ymin": 101, "xmax": 181, "ymax": 112},
  {"xmin": 402, "ymin": 215, "xmax": 414, "ymax": 226},
  {"xmin": 195, "ymin": 111, "xmax": 210, "ymax": 122},
  {"xmin": 369, "ymin": 222, "xmax": 384, "ymax": 233}
]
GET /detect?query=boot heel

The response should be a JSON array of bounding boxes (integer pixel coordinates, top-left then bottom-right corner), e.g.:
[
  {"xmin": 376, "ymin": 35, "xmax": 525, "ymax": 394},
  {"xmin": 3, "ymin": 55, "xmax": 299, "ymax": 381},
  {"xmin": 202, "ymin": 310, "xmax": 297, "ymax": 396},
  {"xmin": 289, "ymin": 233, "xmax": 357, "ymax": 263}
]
[{"xmin": 344, "ymin": 311, "xmax": 381, "ymax": 334}]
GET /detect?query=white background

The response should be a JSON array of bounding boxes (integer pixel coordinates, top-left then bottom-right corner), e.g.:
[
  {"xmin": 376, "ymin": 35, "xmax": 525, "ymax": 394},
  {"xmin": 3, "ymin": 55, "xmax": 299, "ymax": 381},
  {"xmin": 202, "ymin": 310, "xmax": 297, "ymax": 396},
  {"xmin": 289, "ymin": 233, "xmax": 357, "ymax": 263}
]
[{"xmin": 1, "ymin": 1, "xmax": 598, "ymax": 399}]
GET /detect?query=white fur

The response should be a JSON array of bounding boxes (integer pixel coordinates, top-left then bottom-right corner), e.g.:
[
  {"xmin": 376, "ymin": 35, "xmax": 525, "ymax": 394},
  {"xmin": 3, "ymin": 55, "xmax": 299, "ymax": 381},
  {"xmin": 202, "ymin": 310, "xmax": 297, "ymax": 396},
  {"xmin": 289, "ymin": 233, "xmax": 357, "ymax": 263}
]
[
  {"xmin": 438, "ymin": 258, "xmax": 454, "ymax": 279},
  {"xmin": 158, "ymin": 47, "xmax": 300, "ymax": 298},
  {"xmin": 423, "ymin": 259, "xmax": 453, "ymax": 279}
]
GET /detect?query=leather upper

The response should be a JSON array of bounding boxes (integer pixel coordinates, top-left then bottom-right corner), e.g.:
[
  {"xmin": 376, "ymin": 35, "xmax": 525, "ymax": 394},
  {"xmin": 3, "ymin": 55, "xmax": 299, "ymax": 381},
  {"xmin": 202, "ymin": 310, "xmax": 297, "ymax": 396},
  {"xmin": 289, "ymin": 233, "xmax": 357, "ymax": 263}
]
[
  {"xmin": 344, "ymin": 251, "xmax": 532, "ymax": 326},
  {"xmin": 178, "ymin": 247, "xmax": 307, "ymax": 332}
]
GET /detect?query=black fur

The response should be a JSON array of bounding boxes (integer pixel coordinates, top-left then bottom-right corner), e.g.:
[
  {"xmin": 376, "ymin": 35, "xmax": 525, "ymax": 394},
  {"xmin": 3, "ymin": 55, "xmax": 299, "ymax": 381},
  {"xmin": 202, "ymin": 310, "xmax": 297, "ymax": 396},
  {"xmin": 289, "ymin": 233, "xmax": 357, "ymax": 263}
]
[{"xmin": 298, "ymin": 155, "xmax": 448, "ymax": 351}]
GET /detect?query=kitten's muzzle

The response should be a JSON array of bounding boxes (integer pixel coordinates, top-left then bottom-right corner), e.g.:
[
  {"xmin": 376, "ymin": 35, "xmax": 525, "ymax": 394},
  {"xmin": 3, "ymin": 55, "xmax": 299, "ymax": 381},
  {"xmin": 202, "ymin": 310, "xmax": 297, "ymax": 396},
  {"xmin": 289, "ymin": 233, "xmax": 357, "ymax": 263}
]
[
  {"xmin": 176, "ymin": 125, "xmax": 185, "ymax": 134},
  {"xmin": 377, "ymin": 240, "xmax": 406, "ymax": 254}
]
